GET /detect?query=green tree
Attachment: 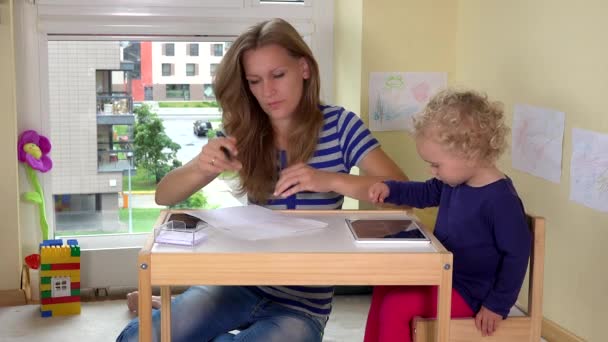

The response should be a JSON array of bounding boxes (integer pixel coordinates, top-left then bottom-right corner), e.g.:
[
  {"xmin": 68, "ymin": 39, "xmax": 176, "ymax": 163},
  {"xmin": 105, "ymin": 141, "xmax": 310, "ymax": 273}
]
[
  {"xmin": 170, "ymin": 191, "xmax": 208, "ymax": 209},
  {"xmin": 133, "ymin": 104, "xmax": 182, "ymax": 183}
]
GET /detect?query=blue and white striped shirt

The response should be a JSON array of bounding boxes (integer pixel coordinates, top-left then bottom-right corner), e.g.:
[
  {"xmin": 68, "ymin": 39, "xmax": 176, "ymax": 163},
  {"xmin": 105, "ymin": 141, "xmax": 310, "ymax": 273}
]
[{"xmin": 254, "ymin": 104, "xmax": 380, "ymax": 317}]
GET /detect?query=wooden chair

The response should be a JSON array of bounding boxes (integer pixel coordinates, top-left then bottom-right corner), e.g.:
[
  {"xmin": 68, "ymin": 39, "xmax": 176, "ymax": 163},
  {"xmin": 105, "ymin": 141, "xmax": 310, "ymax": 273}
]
[{"xmin": 413, "ymin": 214, "xmax": 545, "ymax": 342}]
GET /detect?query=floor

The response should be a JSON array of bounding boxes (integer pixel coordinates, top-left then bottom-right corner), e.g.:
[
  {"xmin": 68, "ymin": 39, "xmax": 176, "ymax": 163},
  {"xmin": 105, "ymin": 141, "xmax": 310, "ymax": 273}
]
[
  {"xmin": 0, "ymin": 294, "xmax": 371, "ymax": 342},
  {"xmin": 0, "ymin": 291, "xmax": 549, "ymax": 342}
]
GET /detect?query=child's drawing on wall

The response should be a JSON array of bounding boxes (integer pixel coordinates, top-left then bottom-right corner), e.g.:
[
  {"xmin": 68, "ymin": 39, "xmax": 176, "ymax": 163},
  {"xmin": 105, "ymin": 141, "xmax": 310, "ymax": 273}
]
[
  {"xmin": 511, "ymin": 104, "xmax": 565, "ymax": 183},
  {"xmin": 570, "ymin": 128, "xmax": 608, "ymax": 213},
  {"xmin": 369, "ymin": 72, "xmax": 446, "ymax": 132}
]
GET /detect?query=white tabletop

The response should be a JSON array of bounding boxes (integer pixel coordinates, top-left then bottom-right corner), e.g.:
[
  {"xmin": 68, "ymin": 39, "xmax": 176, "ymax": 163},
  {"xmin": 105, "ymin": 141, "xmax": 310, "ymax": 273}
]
[{"xmin": 151, "ymin": 211, "xmax": 438, "ymax": 254}]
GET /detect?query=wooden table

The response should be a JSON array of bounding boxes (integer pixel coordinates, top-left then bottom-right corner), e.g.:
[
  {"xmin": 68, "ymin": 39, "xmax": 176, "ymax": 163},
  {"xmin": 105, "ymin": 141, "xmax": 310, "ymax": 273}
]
[{"xmin": 138, "ymin": 210, "xmax": 453, "ymax": 342}]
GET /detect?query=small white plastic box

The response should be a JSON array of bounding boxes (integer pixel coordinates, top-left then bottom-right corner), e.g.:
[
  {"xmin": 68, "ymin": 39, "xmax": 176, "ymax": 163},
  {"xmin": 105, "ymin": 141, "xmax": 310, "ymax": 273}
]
[{"xmin": 154, "ymin": 220, "xmax": 208, "ymax": 246}]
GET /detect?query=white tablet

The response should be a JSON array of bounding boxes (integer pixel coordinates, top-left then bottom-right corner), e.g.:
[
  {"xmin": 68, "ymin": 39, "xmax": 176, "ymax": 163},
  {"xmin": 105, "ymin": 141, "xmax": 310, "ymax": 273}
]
[{"xmin": 346, "ymin": 219, "xmax": 431, "ymax": 244}]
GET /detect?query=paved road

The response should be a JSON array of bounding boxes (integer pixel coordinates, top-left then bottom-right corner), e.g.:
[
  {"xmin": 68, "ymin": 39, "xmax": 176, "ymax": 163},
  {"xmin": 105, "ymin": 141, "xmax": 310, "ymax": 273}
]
[
  {"xmin": 155, "ymin": 107, "xmax": 221, "ymax": 117},
  {"xmin": 161, "ymin": 118, "xmax": 209, "ymax": 165},
  {"xmin": 154, "ymin": 106, "xmax": 222, "ymax": 165}
]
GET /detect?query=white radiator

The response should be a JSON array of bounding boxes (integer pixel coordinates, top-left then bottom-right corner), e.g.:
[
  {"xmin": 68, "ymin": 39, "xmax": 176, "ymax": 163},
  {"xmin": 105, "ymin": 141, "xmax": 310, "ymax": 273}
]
[{"xmin": 80, "ymin": 247, "xmax": 140, "ymax": 289}]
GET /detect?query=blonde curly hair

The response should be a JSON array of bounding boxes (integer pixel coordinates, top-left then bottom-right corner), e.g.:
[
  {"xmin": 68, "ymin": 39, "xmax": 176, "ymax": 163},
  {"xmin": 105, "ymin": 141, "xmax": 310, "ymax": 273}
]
[{"xmin": 413, "ymin": 88, "xmax": 509, "ymax": 164}]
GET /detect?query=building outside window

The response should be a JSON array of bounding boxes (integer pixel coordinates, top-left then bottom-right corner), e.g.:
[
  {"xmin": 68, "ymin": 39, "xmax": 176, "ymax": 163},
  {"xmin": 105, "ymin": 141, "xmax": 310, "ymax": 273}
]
[{"xmin": 47, "ymin": 40, "xmax": 231, "ymax": 238}]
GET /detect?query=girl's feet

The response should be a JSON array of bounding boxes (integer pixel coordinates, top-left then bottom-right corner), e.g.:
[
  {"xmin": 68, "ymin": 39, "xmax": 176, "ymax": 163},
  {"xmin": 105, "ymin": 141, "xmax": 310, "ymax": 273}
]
[{"xmin": 126, "ymin": 291, "xmax": 161, "ymax": 313}]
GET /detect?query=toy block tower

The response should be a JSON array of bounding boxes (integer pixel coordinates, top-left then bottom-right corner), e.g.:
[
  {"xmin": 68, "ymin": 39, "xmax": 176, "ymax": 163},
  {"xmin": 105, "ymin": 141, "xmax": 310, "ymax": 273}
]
[{"xmin": 39, "ymin": 239, "xmax": 81, "ymax": 317}]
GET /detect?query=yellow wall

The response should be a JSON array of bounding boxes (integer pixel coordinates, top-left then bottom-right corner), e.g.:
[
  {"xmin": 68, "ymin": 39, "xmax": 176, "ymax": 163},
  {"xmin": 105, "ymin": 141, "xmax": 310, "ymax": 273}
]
[
  {"xmin": 0, "ymin": 0, "xmax": 22, "ymax": 290},
  {"xmin": 336, "ymin": 0, "xmax": 604, "ymax": 339},
  {"xmin": 334, "ymin": 0, "xmax": 362, "ymax": 210},
  {"xmin": 357, "ymin": 0, "xmax": 455, "ymax": 221},
  {"xmin": 455, "ymin": 2, "xmax": 607, "ymax": 340},
  {"xmin": 361, "ymin": 0, "xmax": 458, "ymax": 182},
  {"xmin": 334, "ymin": 0, "xmax": 362, "ymax": 114}
]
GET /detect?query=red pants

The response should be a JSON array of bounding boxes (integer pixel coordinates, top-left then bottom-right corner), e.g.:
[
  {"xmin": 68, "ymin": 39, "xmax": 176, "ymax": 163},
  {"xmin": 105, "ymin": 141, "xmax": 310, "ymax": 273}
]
[{"xmin": 363, "ymin": 286, "xmax": 474, "ymax": 342}]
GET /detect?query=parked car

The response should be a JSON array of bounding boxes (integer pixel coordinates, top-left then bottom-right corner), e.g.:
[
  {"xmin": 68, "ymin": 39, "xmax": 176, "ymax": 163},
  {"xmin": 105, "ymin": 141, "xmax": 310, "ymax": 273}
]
[{"xmin": 193, "ymin": 120, "xmax": 213, "ymax": 137}]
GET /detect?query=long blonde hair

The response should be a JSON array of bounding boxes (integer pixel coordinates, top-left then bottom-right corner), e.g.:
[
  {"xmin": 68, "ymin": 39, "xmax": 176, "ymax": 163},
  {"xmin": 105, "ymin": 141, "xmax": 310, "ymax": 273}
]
[{"xmin": 213, "ymin": 18, "xmax": 323, "ymax": 203}]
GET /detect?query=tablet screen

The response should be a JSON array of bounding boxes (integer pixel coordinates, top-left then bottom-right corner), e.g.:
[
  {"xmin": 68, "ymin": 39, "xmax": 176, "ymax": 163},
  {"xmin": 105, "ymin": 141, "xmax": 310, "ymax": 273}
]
[{"xmin": 346, "ymin": 219, "xmax": 430, "ymax": 243}]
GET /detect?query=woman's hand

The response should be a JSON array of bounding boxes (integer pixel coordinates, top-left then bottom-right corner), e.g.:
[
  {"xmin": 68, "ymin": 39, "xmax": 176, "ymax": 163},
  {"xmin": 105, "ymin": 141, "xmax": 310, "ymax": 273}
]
[
  {"xmin": 368, "ymin": 182, "xmax": 390, "ymax": 204},
  {"xmin": 196, "ymin": 135, "xmax": 242, "ymax": 175},
  {"xmin": 475, "ymin": 306, "xmax": 502, "ymax": 336},
  {"xmin": 273, "ymin": 162, "xmax": 335, "ymax": 198}
]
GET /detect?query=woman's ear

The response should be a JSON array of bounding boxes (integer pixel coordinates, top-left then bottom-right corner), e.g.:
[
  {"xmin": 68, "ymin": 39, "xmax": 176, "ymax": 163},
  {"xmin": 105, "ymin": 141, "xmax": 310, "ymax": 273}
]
[{"xmin": 299, "ymin": 57, "xmax": 310, "ymax": 79}]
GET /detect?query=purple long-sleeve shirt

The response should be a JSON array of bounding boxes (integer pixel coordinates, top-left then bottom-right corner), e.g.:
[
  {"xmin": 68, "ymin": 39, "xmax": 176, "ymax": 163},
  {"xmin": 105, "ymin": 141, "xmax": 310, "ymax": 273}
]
[{"xmin": 383, "ymin": 178, "xmax": 531, "ymax": 317}]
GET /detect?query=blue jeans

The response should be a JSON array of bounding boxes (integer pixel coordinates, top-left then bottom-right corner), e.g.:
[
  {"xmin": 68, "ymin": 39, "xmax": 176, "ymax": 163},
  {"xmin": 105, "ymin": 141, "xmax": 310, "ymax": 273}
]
[{"xmin": 116, "ymin": 286, "xmax": 326, "ymax": 342}]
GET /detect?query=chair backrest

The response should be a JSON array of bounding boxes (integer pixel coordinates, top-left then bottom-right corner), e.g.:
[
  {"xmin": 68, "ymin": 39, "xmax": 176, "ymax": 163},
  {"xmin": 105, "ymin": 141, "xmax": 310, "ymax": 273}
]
[{"xmin": 525, "ymin": 214, "xmax": 545, "ymax": 341}]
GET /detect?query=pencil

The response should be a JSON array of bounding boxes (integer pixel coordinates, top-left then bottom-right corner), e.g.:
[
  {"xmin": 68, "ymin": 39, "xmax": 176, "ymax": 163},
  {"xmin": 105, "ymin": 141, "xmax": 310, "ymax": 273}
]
[{"xmin": 216, "ymin": 131, "xmax": 232, "ymax": 161}]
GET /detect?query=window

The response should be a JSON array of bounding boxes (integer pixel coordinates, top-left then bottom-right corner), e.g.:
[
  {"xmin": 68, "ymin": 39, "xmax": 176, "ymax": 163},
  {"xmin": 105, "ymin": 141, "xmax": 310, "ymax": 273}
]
[
  {"xmin": 21, "ymin": 0, "xmax": 333, "ymax": 290},
  {"xmin": 163, "ymin": 43, "xmax": 175, "ymax": 56},
  {"xmin": 48, "ymin": 39, "xmax": 228, "ymax": 238},
  {"xmin": 188, "ymin": 43, "xmax": 199, "ymax": 56},
  {"xmin": 51, "ymin": 277, "xmax": 71, "ymax": 298},
  {"xmin": 144, "ymin": 86, "xmax": 153, "ymax": 101},
  {"xmin": 186, "ymin": 63, "xmax": 197, "ymax": 76},
  {"xmin": 122, "ymin": 41, "xmax": 141, "ymax": 80},
  {"xmin": 210, "ymin": 43, "xmax": 223, "ymax": 57},
  {"xmin": 210, "ymin": 63, "xmax": 219, "ymax": 77},
  {"xmin": 203, "ymin": 84, "xmax": 215, "ymax": 100},
  {"xmin": 162, "ymin": 63, "xmax": 173, "ymax": 76},
  {"xmin": 166, "ymin": 84, "xmax": 190, "ymax": 99}
]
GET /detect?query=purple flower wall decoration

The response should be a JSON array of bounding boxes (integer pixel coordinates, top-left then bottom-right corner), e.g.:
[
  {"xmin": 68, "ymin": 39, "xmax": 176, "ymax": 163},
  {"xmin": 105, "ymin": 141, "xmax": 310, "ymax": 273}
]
[{"xmin": 18, "ymin": 130, "xmax": 53, "ymax": 240}]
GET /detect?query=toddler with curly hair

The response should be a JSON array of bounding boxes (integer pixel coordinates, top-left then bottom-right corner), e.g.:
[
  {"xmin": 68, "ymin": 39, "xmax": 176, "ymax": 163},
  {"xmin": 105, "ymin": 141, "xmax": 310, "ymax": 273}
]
[{"xmin": 363, "ymin": 89, "xmax": 532, "ymax": 341}]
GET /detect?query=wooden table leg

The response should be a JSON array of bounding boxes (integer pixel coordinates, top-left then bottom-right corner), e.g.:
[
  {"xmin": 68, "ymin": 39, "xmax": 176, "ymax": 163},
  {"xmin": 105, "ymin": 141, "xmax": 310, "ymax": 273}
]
[
  {"xmin": 436, "ymin": 253, "xmax": 453, "ymax": 342},
  {"xmin": 138, "ymin": 251, "xmax": 152, "ymax": 342},
  {"xmin": 161, "ymin": 286, "xmax": 172, "ymax": 342}
]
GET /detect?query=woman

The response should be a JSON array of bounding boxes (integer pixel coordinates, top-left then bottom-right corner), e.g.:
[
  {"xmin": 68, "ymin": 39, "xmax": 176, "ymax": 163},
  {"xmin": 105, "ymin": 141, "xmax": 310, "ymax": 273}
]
[{"xmin": 117, "ymin": 18, "xmax": 406, "ymax": 342}]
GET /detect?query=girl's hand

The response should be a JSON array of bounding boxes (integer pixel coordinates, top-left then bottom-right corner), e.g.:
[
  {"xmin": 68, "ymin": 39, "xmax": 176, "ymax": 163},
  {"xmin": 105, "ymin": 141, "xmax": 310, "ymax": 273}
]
[
  {"xmin": 197, "ymin": 135, "xmax": 242, "ymax": 174},
  {"xmin": 368, "ymin": 182, "xmax": 390, "ymax": 203},
  {"xmin": 273, "ymin": 163, "xmax": 333, "ymax": 198},
  {"xmin": 475, "ymin": 306, "xmax": 502, "ymax": 336}
]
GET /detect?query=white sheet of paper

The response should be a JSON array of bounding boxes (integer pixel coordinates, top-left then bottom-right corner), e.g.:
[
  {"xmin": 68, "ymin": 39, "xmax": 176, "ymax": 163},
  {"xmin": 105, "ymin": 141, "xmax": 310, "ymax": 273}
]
[
  {"xmin": 511, "ymin": 104, "xmax": 565, "ymax": 183},
  {"xmin": 369, "ymin": 72, "xmax": 446, "ymax": 132},
  {"xmin": 570, "ymin": 128, "xmax": 608, "ymax": 213},
  {"xmin": 188, "ymin": 205, "xmax": 328, "ymax": 240}
]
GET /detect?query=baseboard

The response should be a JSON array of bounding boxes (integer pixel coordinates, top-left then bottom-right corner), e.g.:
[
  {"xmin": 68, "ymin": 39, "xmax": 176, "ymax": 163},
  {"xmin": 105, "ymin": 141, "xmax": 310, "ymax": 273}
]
[
  {"xmin": 0, "ymin": 289, "xmax": 27, "ymax": 307},
  {"xmin": 542, "ymin": 317, "xmax": 586, "ymax": 342},
  {"xmin": 513, "ymin": 303, "xmax": 585, "ymax": 342}
]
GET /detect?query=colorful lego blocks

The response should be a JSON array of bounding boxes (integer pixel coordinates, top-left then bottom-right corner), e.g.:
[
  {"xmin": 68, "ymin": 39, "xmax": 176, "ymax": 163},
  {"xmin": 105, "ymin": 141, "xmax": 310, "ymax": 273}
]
[{"xmin": 39, "ymin": 239, "xmax": 81, "ymax": 317}]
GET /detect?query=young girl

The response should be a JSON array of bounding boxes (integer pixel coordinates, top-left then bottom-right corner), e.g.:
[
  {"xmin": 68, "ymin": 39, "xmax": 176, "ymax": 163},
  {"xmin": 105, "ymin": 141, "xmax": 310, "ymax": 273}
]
[{"xmin": 364, "ymin": 89, "xmax": 532, "ymax": 341}]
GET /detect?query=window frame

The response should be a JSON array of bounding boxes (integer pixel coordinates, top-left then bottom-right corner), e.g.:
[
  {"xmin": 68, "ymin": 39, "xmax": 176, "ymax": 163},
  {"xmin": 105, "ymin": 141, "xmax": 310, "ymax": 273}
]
[{"xmin": 16, "ymin": 0, "xmax": 334, "ymax": 252}]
